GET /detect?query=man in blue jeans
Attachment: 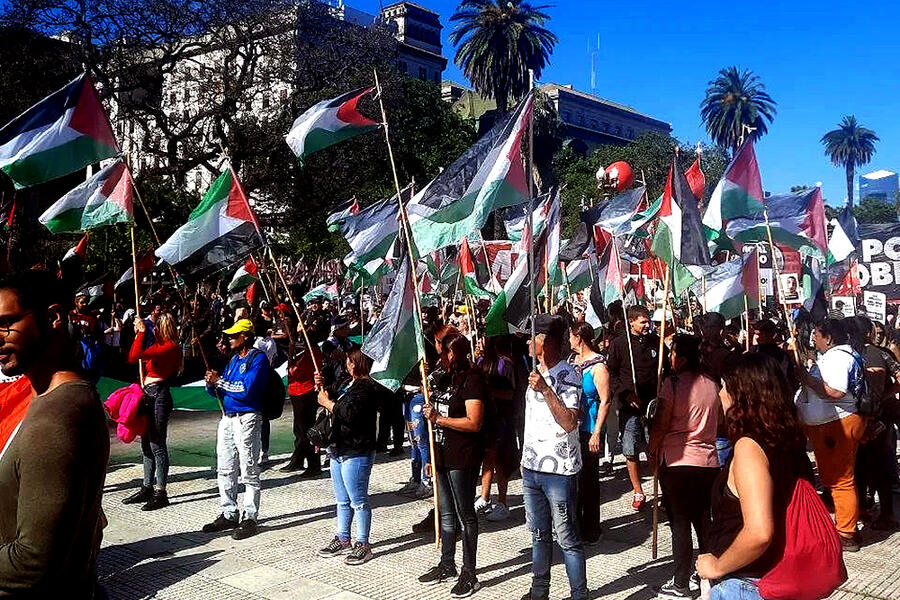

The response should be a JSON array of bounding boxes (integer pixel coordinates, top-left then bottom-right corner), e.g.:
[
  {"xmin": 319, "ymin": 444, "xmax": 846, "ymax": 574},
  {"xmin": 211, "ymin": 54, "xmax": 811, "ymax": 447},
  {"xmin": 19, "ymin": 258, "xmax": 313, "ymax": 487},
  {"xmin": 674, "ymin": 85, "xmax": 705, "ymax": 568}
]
[{"xmin": 520, "ymin": 315, "xmax": 587, "ymax": 600}]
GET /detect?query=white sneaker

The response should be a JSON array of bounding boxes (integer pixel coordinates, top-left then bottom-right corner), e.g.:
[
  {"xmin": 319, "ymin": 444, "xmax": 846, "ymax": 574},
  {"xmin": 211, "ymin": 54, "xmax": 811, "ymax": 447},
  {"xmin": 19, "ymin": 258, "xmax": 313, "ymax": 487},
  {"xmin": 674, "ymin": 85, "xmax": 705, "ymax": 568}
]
[
  {"xmin": 486, "ymin": 502, "xmax": 509, "ymax": 521},
  {"xmin": 474, "ymin": 496, "xmax": 491, "ymax": 513}
]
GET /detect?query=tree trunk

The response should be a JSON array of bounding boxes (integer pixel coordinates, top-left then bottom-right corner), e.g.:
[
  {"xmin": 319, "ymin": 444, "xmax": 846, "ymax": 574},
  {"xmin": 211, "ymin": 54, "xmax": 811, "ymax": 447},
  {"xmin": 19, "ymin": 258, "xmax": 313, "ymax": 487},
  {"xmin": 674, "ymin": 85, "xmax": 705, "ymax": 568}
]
[{"xmin": 846, "ymin": 162, "xmax": 855, "ymax": 208}]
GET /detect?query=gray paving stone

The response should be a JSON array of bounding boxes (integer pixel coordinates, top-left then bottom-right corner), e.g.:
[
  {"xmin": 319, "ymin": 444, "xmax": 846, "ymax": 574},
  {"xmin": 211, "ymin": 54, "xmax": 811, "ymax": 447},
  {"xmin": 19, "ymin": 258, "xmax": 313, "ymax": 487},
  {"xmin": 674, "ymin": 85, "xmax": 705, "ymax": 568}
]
[{"xmin": 100, "ymin": 441, "xmax": 900, "ymax": 600}]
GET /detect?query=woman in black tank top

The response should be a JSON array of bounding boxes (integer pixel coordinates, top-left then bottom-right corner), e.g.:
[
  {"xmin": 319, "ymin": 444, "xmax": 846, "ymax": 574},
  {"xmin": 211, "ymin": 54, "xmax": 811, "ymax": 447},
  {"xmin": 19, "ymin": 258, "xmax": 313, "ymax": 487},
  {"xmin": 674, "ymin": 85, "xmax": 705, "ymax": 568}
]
[{"xmin": 698, "ymin": 353, "xmax": 812, "ymax": 599}]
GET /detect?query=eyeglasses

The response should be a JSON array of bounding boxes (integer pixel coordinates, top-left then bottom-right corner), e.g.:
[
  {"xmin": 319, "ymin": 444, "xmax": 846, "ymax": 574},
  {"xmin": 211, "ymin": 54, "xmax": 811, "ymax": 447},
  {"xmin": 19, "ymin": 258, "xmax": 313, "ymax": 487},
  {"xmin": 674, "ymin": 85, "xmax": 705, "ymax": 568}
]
[{"xmin": 0, "ymin": 311, "xmax": 32, "ymax": 337}]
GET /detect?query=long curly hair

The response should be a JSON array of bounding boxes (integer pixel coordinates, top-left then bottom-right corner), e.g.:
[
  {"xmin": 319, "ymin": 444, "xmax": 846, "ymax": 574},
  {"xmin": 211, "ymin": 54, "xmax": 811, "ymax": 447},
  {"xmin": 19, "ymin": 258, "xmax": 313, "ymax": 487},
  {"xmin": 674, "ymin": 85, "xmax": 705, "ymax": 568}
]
[{"xmin": 722, "ymin": 352, "xmax": 806, "ymax": 452}]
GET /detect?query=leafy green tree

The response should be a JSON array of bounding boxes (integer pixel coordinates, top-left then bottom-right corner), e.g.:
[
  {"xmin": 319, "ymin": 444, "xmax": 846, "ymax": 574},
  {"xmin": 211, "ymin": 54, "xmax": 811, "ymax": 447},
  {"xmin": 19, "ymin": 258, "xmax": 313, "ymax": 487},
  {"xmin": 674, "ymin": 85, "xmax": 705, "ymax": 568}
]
[
  {"xmin": 821, "ymin": 115, "xmax": 878, "ymax": 208},
  {"xmin": 853, "ymin": 196, "xmax": 896, "ymax": 224},
  {"xmin": 700, "ymin": 66, "xmax": 776, "ymax": 153},
  {"xmin": 449, "ymin": 0, "xmax": 557, "ymax": 115}
]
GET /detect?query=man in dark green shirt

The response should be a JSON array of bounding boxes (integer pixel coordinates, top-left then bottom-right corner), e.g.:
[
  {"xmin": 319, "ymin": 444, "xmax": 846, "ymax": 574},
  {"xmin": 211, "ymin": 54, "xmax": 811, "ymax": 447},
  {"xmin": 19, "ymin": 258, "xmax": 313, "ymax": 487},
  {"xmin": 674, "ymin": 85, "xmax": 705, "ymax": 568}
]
[{"xmin": 0, "ymin": 271, "xmax": 109, "ymax": 598}]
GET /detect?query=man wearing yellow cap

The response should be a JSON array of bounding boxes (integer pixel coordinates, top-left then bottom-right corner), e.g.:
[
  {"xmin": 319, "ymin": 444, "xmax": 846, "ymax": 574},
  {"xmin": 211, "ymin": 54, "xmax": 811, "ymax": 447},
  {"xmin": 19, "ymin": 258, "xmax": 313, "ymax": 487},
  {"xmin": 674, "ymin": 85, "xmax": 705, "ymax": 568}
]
[{"xmin": 201, "ymin": 318, "xmax": 269, "ymax": 540}]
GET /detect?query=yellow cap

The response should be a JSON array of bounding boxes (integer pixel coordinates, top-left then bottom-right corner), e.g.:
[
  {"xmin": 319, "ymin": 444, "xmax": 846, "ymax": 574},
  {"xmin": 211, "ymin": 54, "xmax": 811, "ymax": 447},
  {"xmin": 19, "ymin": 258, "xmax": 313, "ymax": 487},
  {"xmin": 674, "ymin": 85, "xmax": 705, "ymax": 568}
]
[{"xmin": 223, "ymin": 318, "xmax": 254, "ymax": 335}]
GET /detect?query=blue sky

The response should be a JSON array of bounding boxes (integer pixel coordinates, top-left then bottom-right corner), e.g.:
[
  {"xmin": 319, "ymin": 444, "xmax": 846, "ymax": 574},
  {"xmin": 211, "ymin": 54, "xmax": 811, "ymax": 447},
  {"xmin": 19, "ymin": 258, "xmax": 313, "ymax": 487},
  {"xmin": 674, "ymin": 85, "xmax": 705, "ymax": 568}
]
[{"xmin": 358, "ymin": 0, "xmax": 900, "ymax": 206}]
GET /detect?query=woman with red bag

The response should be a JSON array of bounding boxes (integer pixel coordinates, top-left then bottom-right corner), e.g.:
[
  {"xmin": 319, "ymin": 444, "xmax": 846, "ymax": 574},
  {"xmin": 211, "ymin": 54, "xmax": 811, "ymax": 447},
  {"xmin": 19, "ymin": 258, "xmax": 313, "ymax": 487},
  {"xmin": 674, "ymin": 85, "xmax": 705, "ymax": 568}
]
[{"xmin": 697, "ymin": 353, "xmax": 816, "ymax": 599}]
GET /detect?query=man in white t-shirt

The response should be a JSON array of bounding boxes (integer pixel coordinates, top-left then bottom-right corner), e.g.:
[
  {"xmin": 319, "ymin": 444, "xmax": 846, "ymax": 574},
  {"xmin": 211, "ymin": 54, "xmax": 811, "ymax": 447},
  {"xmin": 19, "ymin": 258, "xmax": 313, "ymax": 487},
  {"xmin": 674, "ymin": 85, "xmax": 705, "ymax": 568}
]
[
  {"xmin": 520, "ymin": 315, "xmax": 586, "ymax": 600},
  {"xmin": 798, "ymin": 319, "xmax": 867, "ymax": 551}
]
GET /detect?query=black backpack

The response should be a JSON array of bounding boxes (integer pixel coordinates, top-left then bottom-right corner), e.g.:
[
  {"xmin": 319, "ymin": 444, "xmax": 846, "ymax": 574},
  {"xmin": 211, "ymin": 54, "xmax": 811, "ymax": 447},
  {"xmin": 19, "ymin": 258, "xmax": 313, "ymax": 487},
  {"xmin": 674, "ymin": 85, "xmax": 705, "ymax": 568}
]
[{"xmin": 251, "ymin": 350, "xmax": 286, "ymax": 420}]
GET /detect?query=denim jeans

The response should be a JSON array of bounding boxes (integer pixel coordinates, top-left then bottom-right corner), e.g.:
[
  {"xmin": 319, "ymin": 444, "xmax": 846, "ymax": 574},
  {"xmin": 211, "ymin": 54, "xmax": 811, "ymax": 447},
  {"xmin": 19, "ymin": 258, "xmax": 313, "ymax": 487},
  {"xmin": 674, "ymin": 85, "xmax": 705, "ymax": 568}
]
[
  {"xmin": 141, "ymin": 382, "xmax": 172, "ymax": 489},
  {"xmin": 405, "ymin": 393, "xmax": 431, "ymax": 483},
  {"xmin": 217, "ymin": 411, "xmax": 262, "ymax": 521},
  {"xmin": 522, "ymin": 467, "xmax": 587, "ymax": 600},
  {"xmin": 709, "ymin": 577, "xmax": 763, "ymax": 600},
  {"xmin": 716, "ymin": 436, "xmax": 733, "ymax": 467},
  {"xmin": 436, "ymin": 467, "xmax": 479, "ymax": 574},
  {"xmin": 620, "ymin": 412, "xmax": 647, "ymax": 459},
  {"xmin": 330, "ymin": 451, "xmax": 375, "ymax": 545}
]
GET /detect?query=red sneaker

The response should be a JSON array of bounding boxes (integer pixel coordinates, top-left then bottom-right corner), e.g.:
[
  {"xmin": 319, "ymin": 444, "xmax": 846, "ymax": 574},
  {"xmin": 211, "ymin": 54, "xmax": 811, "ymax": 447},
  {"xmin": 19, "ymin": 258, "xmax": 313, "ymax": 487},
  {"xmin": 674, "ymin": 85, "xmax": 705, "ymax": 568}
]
[{"xmin": 632, "ymin": 493, "xmax": 646, "ymax": 511}]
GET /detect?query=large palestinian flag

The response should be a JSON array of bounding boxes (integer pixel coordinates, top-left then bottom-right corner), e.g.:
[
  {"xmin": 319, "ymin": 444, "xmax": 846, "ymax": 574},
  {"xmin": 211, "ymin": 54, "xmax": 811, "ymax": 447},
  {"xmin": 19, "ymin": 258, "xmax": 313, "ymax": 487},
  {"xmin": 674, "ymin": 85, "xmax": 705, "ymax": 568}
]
[
  {"xmin": 0, "ymin": 74, "xmax": 119, "ymax": 189},
  {"xmin": 156, "ymin": 167, "xmax": 261, "ymax": 277},
  {"xmin": 408, "ymin": 94, "xmax": 533, "ymax": 256},
  {"xmin": 362, "ymin": 255, "xmax": 424, "ymax": 392},
  {"xmin": 702, "ymin": 140, "xmax": 765, "ymax": 252},
  {"xmin": 39, "ymin": 159, "xmax": 133, "ymax": 233},
  {"xmin": 285, "ymin": 88, "xmax": 379, "ymax": 164},
  {"xmin": 726, "ymin": 187, "xmax": 828, "ymax": 257}
]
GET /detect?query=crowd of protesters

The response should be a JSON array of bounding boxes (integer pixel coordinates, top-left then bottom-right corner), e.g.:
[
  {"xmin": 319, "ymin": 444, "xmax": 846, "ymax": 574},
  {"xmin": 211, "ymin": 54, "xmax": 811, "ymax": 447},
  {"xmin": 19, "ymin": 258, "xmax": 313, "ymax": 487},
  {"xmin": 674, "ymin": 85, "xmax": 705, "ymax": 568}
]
[{"xmin": 1, "ymin": 268, "xmax": 899, "ymax": 600}]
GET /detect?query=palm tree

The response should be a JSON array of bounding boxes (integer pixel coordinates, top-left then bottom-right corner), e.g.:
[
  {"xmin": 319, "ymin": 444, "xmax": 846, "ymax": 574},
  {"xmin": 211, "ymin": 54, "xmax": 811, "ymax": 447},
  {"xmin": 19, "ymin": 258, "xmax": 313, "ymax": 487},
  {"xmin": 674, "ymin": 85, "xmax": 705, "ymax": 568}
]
[
  {"xmin": 821, "ymin": 115, "xmax": 879, "ymax": 208},
  {"xmin": 700, "ymin": 66, "xmax": 777, "ymax": 153},
  {"xmin": 449, "ymin": 0, "xmax": 557, "ymax": 115}
]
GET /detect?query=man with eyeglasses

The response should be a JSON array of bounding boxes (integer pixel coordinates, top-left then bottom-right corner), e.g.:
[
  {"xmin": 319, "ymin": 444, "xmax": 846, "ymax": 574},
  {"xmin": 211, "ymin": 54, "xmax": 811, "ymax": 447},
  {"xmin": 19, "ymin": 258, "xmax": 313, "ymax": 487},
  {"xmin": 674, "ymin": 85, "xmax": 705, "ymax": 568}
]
[
  {"xmin": 0, "ymin": 271, "xmax": 109, "ymax": 598},
  {"xmin": 202, "ymin": 318, "xmax": 269, "ymax": 540}
]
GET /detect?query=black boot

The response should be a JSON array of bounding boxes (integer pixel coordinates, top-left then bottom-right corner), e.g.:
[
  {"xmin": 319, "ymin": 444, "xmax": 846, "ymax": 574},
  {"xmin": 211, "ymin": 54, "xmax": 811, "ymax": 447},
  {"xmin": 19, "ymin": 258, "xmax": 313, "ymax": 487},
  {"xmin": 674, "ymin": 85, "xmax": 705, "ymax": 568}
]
[
  {"xmin": 141, "ymin": 490, "xmax": 170, "ymax": 511},
  {"xmin": 122, "ymin": 485, "xmax": 153, "ymax": 505}
]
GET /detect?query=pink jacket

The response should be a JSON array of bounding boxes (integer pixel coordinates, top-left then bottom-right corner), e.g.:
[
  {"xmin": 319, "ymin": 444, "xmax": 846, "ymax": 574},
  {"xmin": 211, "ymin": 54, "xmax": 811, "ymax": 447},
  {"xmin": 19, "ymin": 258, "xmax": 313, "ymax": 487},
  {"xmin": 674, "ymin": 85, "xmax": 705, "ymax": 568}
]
[{"xmin": 104, "ymin": 383, "xmax": 146, "ymax": 443}]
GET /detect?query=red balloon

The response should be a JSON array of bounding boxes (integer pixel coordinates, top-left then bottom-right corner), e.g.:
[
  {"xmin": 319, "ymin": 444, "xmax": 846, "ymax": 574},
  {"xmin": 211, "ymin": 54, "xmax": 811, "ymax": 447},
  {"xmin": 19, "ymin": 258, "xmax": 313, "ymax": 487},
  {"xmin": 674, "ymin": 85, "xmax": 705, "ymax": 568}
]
[{"xmin": 606, "ymin": 161, "xmax": 635, "ymax": 192}]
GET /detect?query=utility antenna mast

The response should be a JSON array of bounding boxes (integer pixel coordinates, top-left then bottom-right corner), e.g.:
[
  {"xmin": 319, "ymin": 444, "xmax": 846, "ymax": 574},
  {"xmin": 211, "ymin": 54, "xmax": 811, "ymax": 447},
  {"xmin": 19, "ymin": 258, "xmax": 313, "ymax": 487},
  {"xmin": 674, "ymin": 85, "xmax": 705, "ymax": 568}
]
[{"xmin": 589, "ymin": 33, "xmax": 601, "ymax": 95}]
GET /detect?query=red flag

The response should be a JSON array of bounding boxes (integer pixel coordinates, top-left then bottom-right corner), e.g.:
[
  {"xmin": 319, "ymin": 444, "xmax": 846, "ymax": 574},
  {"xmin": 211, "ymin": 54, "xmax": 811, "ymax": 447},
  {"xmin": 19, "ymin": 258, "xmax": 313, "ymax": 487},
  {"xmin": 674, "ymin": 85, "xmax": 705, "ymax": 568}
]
[
  {"xmin": 244, "ymin": 257, "xmax": 258, "ymax": 278},
  {"xmin": 246, "ymin": 281, "xmax": 260, "ymax": 305},
  {"xmin": 459, "ymin": 237, "xmax": 476, "ymax": 278},
  {"xmin": 834, "ymin": 260, "xmax": 861, "ymax": 296},
  {"xmin": 685, "ymin": 157, "xmax": 705, "ymax": 201}
]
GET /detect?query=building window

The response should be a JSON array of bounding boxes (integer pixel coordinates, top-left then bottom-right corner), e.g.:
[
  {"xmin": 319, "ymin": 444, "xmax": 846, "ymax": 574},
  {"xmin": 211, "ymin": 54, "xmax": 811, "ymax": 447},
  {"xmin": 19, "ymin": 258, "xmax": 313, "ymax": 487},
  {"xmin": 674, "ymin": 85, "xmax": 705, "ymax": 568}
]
[
  {"xmin": 627, "ymin": 127, "xmax": 634, "ymax": 139},
  {"xmin": 418, "ymin": 66, "xmax": 427, "ymax": 80},
  {"xmin": 399, "ymin": 60, "xmax": 408, "ymax": 74},
  {"xmin": 578, "ymin": 113, "xmax": 584, "ymax": 125},
  {"xmin": 603, "ymin": 122, "xmax": 610, "ymax": 132},
  {"xmin": 615, "ymin": 125, "xmax": 622, "ymax": 136},
  {"xmin": 169, "ymin": 91, "xmax": 176, "ymax": 103},
  {"xmin": 433, "ymin": 72, "xmax": 439, "ymax": 83},
  {"xmin": 280, "ymin": 89, "xmax": 287, "ymax": 102},
  {"xmin": 562, "ymin": 111, "xmax": 571, "ymax": 122},
  {"xmin": 590, "ymin": 120, "xmax": 598, "ymax": 129}
]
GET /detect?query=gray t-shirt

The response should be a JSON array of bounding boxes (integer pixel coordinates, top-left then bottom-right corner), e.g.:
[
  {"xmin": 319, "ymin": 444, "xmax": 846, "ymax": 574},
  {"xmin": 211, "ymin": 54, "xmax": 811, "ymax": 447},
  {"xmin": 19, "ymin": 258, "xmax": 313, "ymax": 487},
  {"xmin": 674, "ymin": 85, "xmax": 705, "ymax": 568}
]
[{"xmin": 522, "ymin": 360, "xmax": 582, "ymax": 476}]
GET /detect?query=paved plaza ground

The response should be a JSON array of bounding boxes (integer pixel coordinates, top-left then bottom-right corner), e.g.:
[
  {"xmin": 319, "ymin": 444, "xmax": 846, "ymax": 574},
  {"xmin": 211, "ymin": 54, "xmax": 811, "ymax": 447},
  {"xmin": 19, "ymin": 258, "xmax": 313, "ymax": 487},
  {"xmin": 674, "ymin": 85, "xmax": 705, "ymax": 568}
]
[{"xmin": 99, "ymin": 407, "xmax": 900, "ymax": 600}]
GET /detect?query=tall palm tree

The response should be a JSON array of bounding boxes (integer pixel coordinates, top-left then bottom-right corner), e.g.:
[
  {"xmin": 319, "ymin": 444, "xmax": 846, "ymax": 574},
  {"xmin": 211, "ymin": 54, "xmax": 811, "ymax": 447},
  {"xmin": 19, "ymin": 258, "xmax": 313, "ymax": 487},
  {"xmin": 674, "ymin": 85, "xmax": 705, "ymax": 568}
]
[
  {"xmin": 700, "ymin": 66, "xmax": 777, "ymax": 153},
  {"xmin": 449, "ymin": 0, "xmax": 557, "ymax": 115},
  {"xmin": 821, "ymin": 115, "xmax": 879, "ymax": 208}
]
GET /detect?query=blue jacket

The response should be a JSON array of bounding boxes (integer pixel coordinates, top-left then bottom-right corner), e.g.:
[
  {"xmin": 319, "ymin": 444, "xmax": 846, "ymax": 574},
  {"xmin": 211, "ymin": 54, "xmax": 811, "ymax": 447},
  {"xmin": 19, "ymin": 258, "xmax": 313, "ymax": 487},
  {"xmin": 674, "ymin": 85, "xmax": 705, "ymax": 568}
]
[{"xmin": 208, "ymin": 349, "xmax": 269, "ymax": 413}]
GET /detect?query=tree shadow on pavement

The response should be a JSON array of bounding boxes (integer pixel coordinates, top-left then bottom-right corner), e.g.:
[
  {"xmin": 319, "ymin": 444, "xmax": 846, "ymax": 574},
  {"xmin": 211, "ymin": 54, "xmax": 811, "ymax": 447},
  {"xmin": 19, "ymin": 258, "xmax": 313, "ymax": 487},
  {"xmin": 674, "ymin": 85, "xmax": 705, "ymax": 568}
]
[
  {"xmin": 99, "ymin": 550, "xmax": 222, "ymax": 600},
  {"xmin": 589, "ymin": 557, "xmax": 673, "ymax": 600}
]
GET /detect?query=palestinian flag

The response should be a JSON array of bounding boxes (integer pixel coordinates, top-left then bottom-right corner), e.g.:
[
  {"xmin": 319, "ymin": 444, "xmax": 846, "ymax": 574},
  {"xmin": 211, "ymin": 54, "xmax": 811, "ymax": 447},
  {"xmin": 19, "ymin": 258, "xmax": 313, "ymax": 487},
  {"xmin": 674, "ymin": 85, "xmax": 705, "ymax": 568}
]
[
  {"xmin": 689, "ymin": 252, "xmax": 758, "ymax": 321},
  {"xmin": 408, "ymin": 94, "xmax": 533, "ymax": 256},
  {"xmin": 602, "ymin": 239, "xmax": 625, "ymax": 305},
  {"xmin": 156, "ymin": 166, "xmax": 262, "ymax": 277},
  {"xmin": 326, "ymin": 198, "xmax": 360, "ymax": 232},
  {"xmin": 652, "ymin": 155, "xmax": 710, "ymax": 295},
  {"xmin": 581, "ymin": 186, "xmax": 646, "ymax": 236},
  {"xmin": 115, "ymin": 249, "xmax": 155, "ymax": 292},
  {"xmin": 362, "ymin": 256, "xmax": 424, "ymax": 392},
  {"xmin": 545, "ymin": 189, "xmax": 563, "ymax": 285},
  {"xmin": 726, "ymin": 187, "xmax": 828, "ymax": 257},
  {"xmin": 228, "ymin": 257, "xmax": 259, "ymax": 291},
  {"xmin": 285, "ymin": 88, "xmax": 379, "ymax": 164},
  {"xmin": 459, "ymin": 237, "xmax": 494, "ymax": 299},
  {"xmin": 63, "ymin": 234, "xmax": 89, "ymax": 263},
  {"xmin": 484, "ymin": 252, "xmax": 531, "ymax": 336},
  {"xmin": 77, "ymin": 272, "xmax": 114, "ymax": 306},
  {"xmin": 339, "ymin": 189, "xmax": 409, "ymax": 268},
  {"xmin": 0, "ymin": 377, "xmax": 32, "ymax": 463},
  {"xmin": 0, "ymin": 74, "xmax": 119, "ymax": 189},
  {"xmin": 303, "ymin": 283, "xmax": 337, "ymax": 302},
  {"xmin": 827, "ymin": 204, "xmax": 859, "ymax": 265},
  {"xmin": 39, "ymin": 159, "xmax": 133, "ymax": 233},
  {"xmin": 564, "ymin": 258, "xmax": 592, "ymax": 295},
  {"xmin": 504, "ymin": 191, "xmax": 552, "ymax": 242},
  {"xmin": 583, "ymin": 260, "xmax": 605, "ymax": 331},
  {"xmin": 702, "ymin": 140, "xmax": 765, "ymax": 252}
]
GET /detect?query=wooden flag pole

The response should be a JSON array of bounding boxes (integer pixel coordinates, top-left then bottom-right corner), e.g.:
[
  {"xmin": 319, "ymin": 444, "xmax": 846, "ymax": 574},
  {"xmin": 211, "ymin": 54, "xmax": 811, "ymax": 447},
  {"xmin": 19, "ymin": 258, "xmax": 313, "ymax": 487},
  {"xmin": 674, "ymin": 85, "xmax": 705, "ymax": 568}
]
[
  {"xmin": 763, "ymin": 208, "xmax": 801, "ymax": 363},
  {"xmin": 130, "ymin": 222, "xmax": 145, "ymax": 385},
  {"xmin": 651, "ymin": 263, "xmax": 671, "ymax": 560},
  {"xmin": 374, "ymin": 67, "xmax": 440, "ymax": 549},
  {"xmin": 527, "ymin": 69, "xmax": 537, "ymax": 357},
  {"xmin": 265, "ymin": 245, "xmax": 321, "ymax": 376},
  {"xmin": 756, "ymin": 244, "xmax": 764, "ymax": 316}
]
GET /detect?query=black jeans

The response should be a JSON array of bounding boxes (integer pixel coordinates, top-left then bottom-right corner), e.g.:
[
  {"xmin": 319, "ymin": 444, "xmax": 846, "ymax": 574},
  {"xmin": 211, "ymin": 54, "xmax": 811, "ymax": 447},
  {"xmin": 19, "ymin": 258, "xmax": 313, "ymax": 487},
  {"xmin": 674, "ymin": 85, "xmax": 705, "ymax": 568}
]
[
  {"xmin": 578, "ymin": 431, "xmax": 602, "ymax": 542},
  {"xmin": 855, "ymin": 422, "xmax": 895, "ymax": 519},
  {"xmin": 659, "ymin": 464, "xmax": 718, "ymax": 588},
  {"xmin": 141, "ymin": 383, "xmax": 173, "ymax": 489},
  {"xmin": 436, "ymin": 467, "xmax": 479, "ymax": 575},
  {"xmin": 288, "ymin": 392, "xmax": 320, "ymax": 470},
  {"xmin": 377, "ymin": 390, "xmax": 405, "ymax": 451}
]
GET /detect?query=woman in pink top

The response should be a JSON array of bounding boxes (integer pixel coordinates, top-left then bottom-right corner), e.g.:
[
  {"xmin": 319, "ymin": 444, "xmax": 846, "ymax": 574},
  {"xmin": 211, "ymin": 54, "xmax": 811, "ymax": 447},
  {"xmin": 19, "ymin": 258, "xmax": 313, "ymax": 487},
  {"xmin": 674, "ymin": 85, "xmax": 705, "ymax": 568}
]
[{"xmin": 649, "ymin": 334, "xmax": 720, "ymax": 599}]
